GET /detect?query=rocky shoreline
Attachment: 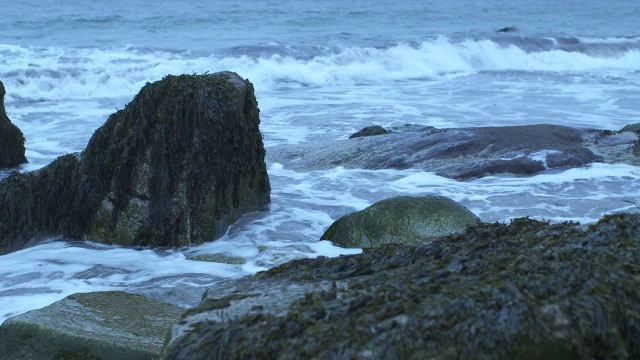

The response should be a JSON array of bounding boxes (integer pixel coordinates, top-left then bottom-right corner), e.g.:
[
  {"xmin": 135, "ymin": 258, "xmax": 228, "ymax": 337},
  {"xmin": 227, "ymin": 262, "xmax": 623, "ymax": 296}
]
[{"xmin": 1, "ymin": 72, "xmax": 639, "ymax": 359}]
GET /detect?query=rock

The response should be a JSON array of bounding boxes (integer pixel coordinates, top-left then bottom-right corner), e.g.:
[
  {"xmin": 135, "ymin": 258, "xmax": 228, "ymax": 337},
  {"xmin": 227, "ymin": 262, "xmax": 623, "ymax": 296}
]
[
  {"xmin": 0, "ymin": 80, "xmax": 27, "ymax": 168},
  {"xmin": 320, "ymin": 195, "xmax": 480, "ymax": 248},
  {"xmin": 349, "ymin": 125, "xmax": 390, "ymax": 139},
  {"xmin": 620, "ymin": 122, "xmax": 640, "ymax": 132},
  {"xmin": 0, "ymin": 72, "xmax": 271, "ymax": 254},
  {"xmin": 496, "ymin": 26, "xmax": 517, "ymax": 33},
  {"xmin": 188, "ymin": 253, "xmax": 247, "ymax": 264},
  {"xmin": 268, "ymin": 124, "xmax": 607, "ymax": 179},
  {"xmin": 161, "ymin": 213, "xmax": 640, "ymax": 359},
  {"xmin": 0, "ymin": 291, "xmax": 184, "ymax": 360},
  {"xmin": 582, "ymin": 129, "xmax": 640, "ymax": 165}
]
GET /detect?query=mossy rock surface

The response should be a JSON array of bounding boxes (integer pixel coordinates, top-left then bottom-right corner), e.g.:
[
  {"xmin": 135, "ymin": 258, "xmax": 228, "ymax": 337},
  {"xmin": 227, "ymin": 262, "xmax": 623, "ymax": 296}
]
[
  {"xmin": 161, "ymin": 213, "xmax": 640, "ymax": 360},
  {"xmin": 0, "ymin": 80, "xmax": 27, "ymax": 168},
  {"xmin": 321, "ymin": 195, "xmax": 480, "ymax": 248},
  {"xmin": 0, "ymin": 71, "xmax": 271, "ymax": 253},
  {"xmin": 0, "ymin": 291, "xmax": 184, "ymax": 360}
]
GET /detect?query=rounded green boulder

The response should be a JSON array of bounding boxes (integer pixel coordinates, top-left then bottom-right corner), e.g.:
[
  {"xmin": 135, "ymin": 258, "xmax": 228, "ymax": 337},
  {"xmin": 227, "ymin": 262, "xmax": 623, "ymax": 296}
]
[{"xmin": 320, "ymin": 195, "xmax": 480, "ymax": 248}]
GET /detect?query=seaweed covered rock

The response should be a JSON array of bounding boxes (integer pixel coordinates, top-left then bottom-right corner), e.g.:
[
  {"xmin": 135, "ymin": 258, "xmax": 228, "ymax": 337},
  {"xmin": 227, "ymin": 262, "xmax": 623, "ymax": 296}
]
[
  {"xmin": 349, "ymin": 125, "xmax": 390, "ymax": 138},
  {"xmin": 320, "ymin": 195, "xmax": 480, "ymax": 248},
  {"xmin": 161, "ymin": 213, "xmax": 640, "ymax": 360},
  {"xmin": 0, "ymin": 72, "xmax": 271, "ymax": 253},
  {"xmin": 0, "ymin": 291, "xmax": 184, "ymax": 360},
  {"xmin": 0, "ymin": 80, "xmax": 27, "ymax": 168}
]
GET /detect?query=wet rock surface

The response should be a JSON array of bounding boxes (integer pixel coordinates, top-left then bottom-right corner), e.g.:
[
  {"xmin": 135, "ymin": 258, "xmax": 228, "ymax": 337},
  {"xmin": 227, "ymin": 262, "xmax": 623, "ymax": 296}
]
[
  {"xmin": 321, "ymin": 195, "xmax": 480, "ymax": 248},
  {"xmin": 0, "ymin": 291, "xmax": 184, "ymax": 360},
  {"xmin": 0, "ymin": 72, "xmax": 271, "ymax": 254},
  {"xmin": 161, "ymin": 212, "xmax": 640, "ymax": 360},
  {"xmin": 267, "ymin": 124, "xmax": 640, "ymax": 179},
  {"xmin": 0, "ymin": 80, "xmax": 27, "ymax": 169},
  {"xmin": 349, "ymin": 125, "xmax": 390, "ymax": 138}
]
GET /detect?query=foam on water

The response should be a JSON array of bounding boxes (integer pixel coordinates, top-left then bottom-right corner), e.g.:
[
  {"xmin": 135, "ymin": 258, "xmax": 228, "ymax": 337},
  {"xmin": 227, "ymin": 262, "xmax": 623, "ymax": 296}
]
[{"xmin": 3, "ymin": 161, "xmax": 637, "ymax": 324}]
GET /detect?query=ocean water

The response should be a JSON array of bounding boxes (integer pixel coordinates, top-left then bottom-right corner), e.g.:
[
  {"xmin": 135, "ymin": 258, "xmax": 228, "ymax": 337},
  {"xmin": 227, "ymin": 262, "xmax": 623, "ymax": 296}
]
[{"xmin": 1, "ymin": 0, "xmax": 640, "ymax": 324}]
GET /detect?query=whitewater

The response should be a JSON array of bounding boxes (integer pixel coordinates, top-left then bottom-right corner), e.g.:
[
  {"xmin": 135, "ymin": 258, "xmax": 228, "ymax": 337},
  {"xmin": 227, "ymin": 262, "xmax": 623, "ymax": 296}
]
[{"xmin": 1, "ymin": 0, "xmax": 640, "ymax": 324}]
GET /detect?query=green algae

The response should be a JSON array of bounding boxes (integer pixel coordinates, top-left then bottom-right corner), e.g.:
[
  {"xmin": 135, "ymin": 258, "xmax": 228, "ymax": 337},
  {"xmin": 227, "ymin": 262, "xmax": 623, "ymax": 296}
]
[
  {"xmin": 0, "ymin": 291, "xmax": 184, "ymax": 360},
  {"xmin": 161, "ymin": 213, "xmax": 640, "ymax": 359},
  {"xmin": 321, "ymin": 195, "xmax": 480, "ymax": 248}
]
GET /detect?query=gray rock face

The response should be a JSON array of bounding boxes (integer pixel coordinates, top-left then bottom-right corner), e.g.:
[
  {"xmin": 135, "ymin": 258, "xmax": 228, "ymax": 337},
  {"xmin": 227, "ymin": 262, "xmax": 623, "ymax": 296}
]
[
  {"xmin": 0, "ymin": 72, "xmax": 271, "ymax": 254},
  {"xmin": 0, "ymin": 291, "xmax": 184, "ymax": 360},
  {"xmin": 267, "ymin": 124, "xmax": 638, "ymax": 179},
  {"xmin": 161, "ymin": 213, "xmax": 640, "ymax": 360},
  {"xmin": 620, "ymin": 122, "xmax": 640, "ymax": 132},
  {"xmin": 320, "ymin": 195, "xmax": 480, "ymax": 248},
  {"xmin": 0, "ymin": 80, "xmax": 27, "ymax": 168}
]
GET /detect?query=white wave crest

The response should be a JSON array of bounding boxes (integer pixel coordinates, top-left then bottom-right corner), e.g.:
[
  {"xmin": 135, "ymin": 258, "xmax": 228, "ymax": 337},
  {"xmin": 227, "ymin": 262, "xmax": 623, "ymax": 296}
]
[{"xmin": 1, "ymin": 38, "xmax": 639, "ymax": 101}]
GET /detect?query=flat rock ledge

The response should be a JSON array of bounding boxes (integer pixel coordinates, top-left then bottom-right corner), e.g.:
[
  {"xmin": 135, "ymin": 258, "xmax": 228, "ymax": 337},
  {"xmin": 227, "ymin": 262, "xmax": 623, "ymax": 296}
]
[
  {"xmin": 0, "ymin": 291, "xmax": 184, "ymax": 360},
  {"xmin": 0, "ymin": 80, "xmax": 27, "ymax": 169},
  {"xmin": 267, "ymin": 124, "xmax": 640, "ymax": 179},
  {"xmin": 0, "ymin": 71, "xmax": 271, "ymax": 254},
  {"xmin": 161, "ymin": 212, "xmax": 640, "ymax": 359}
]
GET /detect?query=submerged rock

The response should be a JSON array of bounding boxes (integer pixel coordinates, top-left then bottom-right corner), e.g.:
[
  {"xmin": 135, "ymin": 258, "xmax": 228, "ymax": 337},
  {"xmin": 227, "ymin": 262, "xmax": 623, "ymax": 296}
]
[
  {"xmin": 161, "ymin": 213, "xmax": 640, "ymax": 359},
  {"xmin": 320, "ymin": 195, "xmax": 480, "ymax": 248},
  {"xmin": 0, "ymin": 291, "xmax": 183, "ymax": 360},
  {"xmin": 0, "ymin": 80, "xmax": 27, "ymax": 168},
  {"xmin": 0, "ymin": 72, "xmax": 271, "ymax": 254},
  {"xmin": 349, "ymin": 125, "xmax": 390, "ymax": 138},
  {"xmin": 268, "ymin": 124, "xmax": 609, "ymax": 179}
]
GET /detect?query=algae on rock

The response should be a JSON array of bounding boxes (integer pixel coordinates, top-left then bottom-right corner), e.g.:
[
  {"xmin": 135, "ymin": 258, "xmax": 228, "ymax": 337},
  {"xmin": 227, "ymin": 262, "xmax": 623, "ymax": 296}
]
[
  {"xmin": 0, "ymin": 291, "xmax": 184, "ymax": 360},
  {"xmin": 0, "ymin": 72, "xmax": 271, "ymax": 253},
  {"xmin": 321, "ymin": 195, "xmax": 480, "ymax": 248},
  {"xmin": 161, "ymin": 213, "xmax": 640, "ymax": 360},
  {"xmin": 0, "ymin": 80, "xmax": 27, "ymax": 168}
]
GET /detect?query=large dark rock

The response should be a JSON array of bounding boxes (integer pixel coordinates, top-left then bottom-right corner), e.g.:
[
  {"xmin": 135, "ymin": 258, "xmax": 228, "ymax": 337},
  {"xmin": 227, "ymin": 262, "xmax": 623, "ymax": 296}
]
[
  {"xmin": 0, "ymin": 291, "xmax": 184, "ymax": 360},
  {"xmin": 320, "ymin": 195, "xmax": 480, "ymax": 248},
  {"xmin": 0, "ymin": 72, "xmax": 271, "ymax": 254},
  {"xmin": 161, "ymin": 213, "xmax": 640, "ymax": 359},
  {"xmin": 267, "ymin": 124, "xmax": 640, "ymax": 179},
  {"xmin": 0, "ymin": 80, "xmax": 27, "ymax": 168}
]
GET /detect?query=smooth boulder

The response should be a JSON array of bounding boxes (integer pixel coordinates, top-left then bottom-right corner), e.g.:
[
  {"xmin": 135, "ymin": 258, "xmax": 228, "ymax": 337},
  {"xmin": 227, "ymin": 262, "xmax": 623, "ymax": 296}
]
[
  {"xmin": 0, "ymin": 291, "xmax": 184, "ymax": 360},
  {"xmin": 0, "ymin": 71, "xmax": 271, "ymax": 254},
  {"xmin": 0, "ymin": 80, "xmax": 27, "ymax": 168},
  {"xmin": 161, "ymin": 213, "xmax": 640, "ymax": 359},
  {"xmin": 320, "ymin": 195, "xmax": 480, "ymax": 248}
]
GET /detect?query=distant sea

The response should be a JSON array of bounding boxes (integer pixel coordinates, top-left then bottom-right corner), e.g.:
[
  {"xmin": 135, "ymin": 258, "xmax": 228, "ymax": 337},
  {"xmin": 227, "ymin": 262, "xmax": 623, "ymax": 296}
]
[{"xmin": 1, "ymin": 0, "xmax": 639, "ymax": 324}]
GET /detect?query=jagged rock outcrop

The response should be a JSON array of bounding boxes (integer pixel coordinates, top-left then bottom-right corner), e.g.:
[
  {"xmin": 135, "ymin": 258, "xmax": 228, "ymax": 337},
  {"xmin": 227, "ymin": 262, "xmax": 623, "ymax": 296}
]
[
  {"xmin": 0, "ymin": 80, "xmax": 27, "ymax": 168},
  {"xmin": 0, "ymin": 291, "xmax": 183, "ymax": 359},
  {"xmin": 320, "ymin": 195, "xmax": 480, "ymax": 248},
  {"xmin": 161, "ymin": 213, "xmax": 640, "ymax": 359},
  {"xmin": 0, "ymin": 71, "xmax": 271, "ymax": 254},
  {"xmin": 267, "ymin": 124, "xmax": 640, "ymax": 179}
]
